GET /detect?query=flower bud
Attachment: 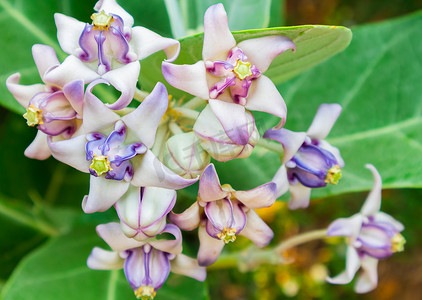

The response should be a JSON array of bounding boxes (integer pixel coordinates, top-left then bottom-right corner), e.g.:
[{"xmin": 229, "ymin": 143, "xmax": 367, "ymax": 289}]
[
  {"xmin": 193, "ymin": 105, "xmax": 259, "ymax": 162},
  {"xmin": 163, "ymin": 132, "xmax": 210, "ymax": 179}
]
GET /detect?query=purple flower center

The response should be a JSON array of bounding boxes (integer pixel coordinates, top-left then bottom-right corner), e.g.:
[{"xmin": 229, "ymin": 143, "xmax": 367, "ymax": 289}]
[
  {"xmin": 85, "ymin": 120, "xmax": 147, "ymax": 181},
  {"xmin": 206, "ymin": 47, "xmax": 261, "ymax": 105}
]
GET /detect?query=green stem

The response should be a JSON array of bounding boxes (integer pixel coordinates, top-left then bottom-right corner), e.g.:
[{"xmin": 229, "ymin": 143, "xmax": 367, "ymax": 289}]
[
  {"xmin": 134, "ymin": 88, "xmax": 149, "ymax": 102},
  {"xmin": 173, "ymin": 107, "xmax": 200, "ymax": 120},
  {"xmin": 182, "ymin": 97, "xmax": 206, "ymax": 110},
  {"xmin": 0, "ymin": 197, "xmax": 59, "ymax": 237},
  {"xmin": 169, "ymin": 121, "xmax": 184, "ymax": 135},
  {"xmin": 209, "ymin": 229, "xmax": 327, "ymax": 270},
  {"xmin": 256, "ymin": 138, "xmax": 284, "ymax": 154},
  {"xmin": 151, "ymin": 123, "xmax": 169, "ymax": 158}
]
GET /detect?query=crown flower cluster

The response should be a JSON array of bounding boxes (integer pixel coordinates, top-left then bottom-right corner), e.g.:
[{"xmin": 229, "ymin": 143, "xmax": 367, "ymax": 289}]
[{"xmin": 6, "ymin": 0, "xmax": 405, "ymax": 298}]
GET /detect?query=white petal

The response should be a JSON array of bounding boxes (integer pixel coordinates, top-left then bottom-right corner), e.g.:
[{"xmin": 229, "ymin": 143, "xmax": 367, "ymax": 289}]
[
  {"xmin": 6, "ymin": 73, "xmax": 46, "ymax": 108},
  {"xmin": 327, "ymin": 214, "xmax": 363, "ymax": 238},
  {"xmin": 170, "ymin": 254, "xmax": 207, "ymax": 281},
  {"xmin": 237, "ymin": 35, "xmax": 296, "ymax": 73},
  {"xmin": 326, "ymin": 246, "xmax": 361, "ymax": 285},
  {"xmin": 288, "ymin": 183, "xmax": 311, "ymax": 210},
  {"xmin": 24, "ymin": 131, "xmax": 51, "ymax": 160},
  {"xmin": 48, "ymin": 135, "xmax": 90, "ymax": 172},
  {"xmin": 32, "ymin": 44, "xmax": 60, "ymax": 79},
  {"xmin": 198, "ymin": 163, "xmax": 228, "ymax": 202},
  {"xmin": 373, "ymin": 212, "xmax": 404, "ymax": 232},
  {"xmin": 121, "ymin": 82, "xmax": 168, "ymax": 148},
  {"xmin": 197, "ymin": 224, "xmax": 225, "ymax": 266},
  {"xmin": 131, "ymin": 26, "xmax": 180, "ymax": 62},
  {"xmin": 272, "ymin": 165, "xmax": 289, "ymax": 198},
  {"xmin": 355, "ymin": 256, "xmax": 378, "ymax": 294},
  {"xmin": 82, "ymin": 176, "xmax": 130, "ymax": 213},
  {"xmin": 239, "ymin": 210, "xmax": 274, "ymax": 247},
  {"xmin": 263, "ymin": 128, "xmax": 306, "ymax": 163},
  {"xmin": 233, "ymin": 182, "xmax": 276, "ymax": 209},
  {"xmin": 162, "ymin": 61, "xmax": 209, "ymax": 99},
  {"xmin": 96, "ymin": 222, "xmax": 144, "ymax": 252},
  {"xmin": 245, "ymin": 76, "xmax": 287, "ymax": 126},
  {"xmin": 307, "ymin": 103, "xmax": 342, "ymax": 140},
  {"xmin": 54, "ymin": 13, "xmax": 86, "ymax": 55},
  {"xmin": 202, "ymin": 3, "xmax": 236, "ymax": 61},
  {"xmin": 169, "ymin": 202, "xmax": 201, "ymax": 231},
  {"xmin": 360, "ymin": 164, "xmax": 382, "ymax": 216},
  {"xmin": 149, "ymin": 224, "xmax": 183, "ymax": 255},
  {"xmin": 87, "ymin": 247, "xmax": 124, "ymax": 270}
]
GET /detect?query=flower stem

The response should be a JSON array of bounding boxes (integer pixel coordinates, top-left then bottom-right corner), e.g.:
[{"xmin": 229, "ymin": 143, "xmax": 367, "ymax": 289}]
[
  {"xmin": 151, "ymin": 123, "xmax": 169, "ymax": 158},
  {"xmin": 256, "ymin": 138, "xmax": 284, "ymax": 154},
  {"xmin": 169, "ymin": 121, "xmax": 184, "ymax": 135},
  {"xmin": 134, "ymin": 88, "xmax": 149, "ymax": 102},
  {"xmin": 173, "ymin": 107, "xmax": 200, "ymax": 120},
  {"xmin": 209, "ymin": 229, "xmax": 327, "ymax": 270},
  {"xmin": 182, "ymin": 97, "xmax": 206, "ymax": 110}
]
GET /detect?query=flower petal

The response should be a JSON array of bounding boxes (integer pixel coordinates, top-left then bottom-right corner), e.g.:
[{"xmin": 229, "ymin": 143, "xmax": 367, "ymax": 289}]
[
  {"xmin": 239, "ymin": 210, "xmax": 273, "ymax": 247},
  {"xmin": 245, "ymin": 76, "xmax": 287, "ymax": 127},
  {"xmin": 233, "ymin": 182, "xmax": 277, "ymax": 209},
  {"xmin": 121, "ymin": 82, "xmax": 168, "ymax": 148},
  {"xmin": 54, "ymin": 13, "xmax": 86, "ymax": 55},
  {"xmin": 6, "ymin": 73, "xmax": 47, "ymax": 108},
  {"xmin": 209, "ymin": 99, "xmax": 250, "ymax": 145},
  {"xmin": 272, "ymin": 165, "xmax": 289, "ymax": 198},
  {"xmin": 307, "ymin": 103, "xmax": 342, "ymax": 140},
  {"xmin": 237, "ymin": 35, "xmax": 295, "ymax": 72},
  {"xmin": 263, "ymin": 128, "xmax": 307, "ymax": 163},
  {"xmin": 48, "ymin": 135, "xmax": 90, "ymax": 172},
  {"xmin": 327, "ymin": 214, "xmax": 363, "ymax": 238},
  {"xmin": 101, "ymin": 61, "xmax": 140, "ymax": 110},
  {"xmin": 87, "ymin": 247, "xmax": 124, "ymax": 270},
  {"xmin": 149, "ymin": 224, "xmax": 183, "ymax": 255},
  {"xmin": 202, "ymin": 3, "xmax": 236, "ymax": 61},
  {"xmin": 139, "ymin": 187, "xmax": 176, "ymax": 228},
  {"xmin": 355, "ymin": 256, "xmax": 378, "ymax": 294},
  {"xmin": 32, "ymin": 44, "xmax": 60, "ymax": 79},
  {"xmin": 83, "ymin": 80, "xmax": 121, "ymax": 133},
  {"xmin": 95, "ymin": 0, "xmax": 134, "ymax": 28},
  {"xmin": 327, "ymin": 246, "xmax": 361, "ymax": 285},
  {"xmin": 63, "ymin": 80, "xmax": 84, "ymax": 116},
  {"xmin": 170, "ymin": 254, "xmax": 207, "ymax": 281},
  {"xmin": 131, "ymin": 150, "xmax": 198, "ymax": 189},
  {"xmin": 82, "ymin": 176, "xmax": 130, "ymax": 213},
  {"xmin": 169, "ymin": 202, "xmax": 201, "ymax": 231},
  {"xmin": 162, "ymin": 61, "xmax": 209, "ymax": 99},
  {"xmin": 43, "ymin": 55, "xmax": 99, "ymax": 87},
  {"xmin": 24, "ymin": 131, "xmax": 51, "ymax": 160},
  {"xmin": 373, "ymin": 212, "xmax": 404, "ymax": 232},
  {"xmin": 197, "ymin": 224, "xmax": 225, "ymax": 266},
  {"xmin": 360, "ymin": 164, "xmax": 382, "ymax": 216},
  {"xmin": 198, "ymin": 163, "xmax": 228, "ymax": 202},
  {"xmin": 96, "ymin": 222, "xmax": 144, "ymax": 252},
  {"xmin": 130, "ymin": 26, "xmax": 180, "ymax": 62},
  {"xmin": 288, "ymin": 182, "xmax": 312, "ymax": 210}
]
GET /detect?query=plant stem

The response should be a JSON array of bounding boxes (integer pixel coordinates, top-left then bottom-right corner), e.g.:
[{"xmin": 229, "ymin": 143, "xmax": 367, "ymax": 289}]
[
  {"xmin": 0, "ymin": 196, "xmax": 59, "ymax": 237},
  {"xmin": 169, "ymin": 121, "xmax": 184, "ymax": 135},
  {"xmin": 151, "ymin": 123, "xmax": 169, "ymax": 157},
  {"xmin": 256, "ymin": 138, "xmax": 284, "ymax": 154},
  {"xmin": 173, "ymin": 107, "xmax": 200, "ymax": 120},
  {"xmin": 134, "ymin": 88, "xmax": 149, "ymax": 102},
  {"xmin": 182, "ymin": 97, "xmax": 206, "ymax": 110},
  {"xmin": 209, "ymin": 229, "xmax": 327, "ymax": 270}
]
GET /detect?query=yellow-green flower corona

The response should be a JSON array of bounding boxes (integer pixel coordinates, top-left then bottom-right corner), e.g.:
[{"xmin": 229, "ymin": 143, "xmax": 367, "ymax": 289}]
[
  {"xmin": 23, "ymin": 104, "xmax": 43, "ymax": 126},
  {"xmin": 91, "ymin": 10, "xmax": 114, "ymax": 31},
  {"xmin": 325, "ymin": 165, "xmax": 342, "ymax": 185},
  {"xmin": 90, "ymin": 154, "xmax": 112, "ymax": 176},
  {"xmin": 391, "ymin": 233, "xmax": 406, "ymax": 253},
  {"xmin": 217, "ymin": 227, "xmax": 237, "ymax": 244},
  {"xmin": 134, "ymin": 286, "xmax": 156, "ymax": 300},
  {"xmin": 233, "ymin": 60, "xmax": 253, "ymax": 80}
]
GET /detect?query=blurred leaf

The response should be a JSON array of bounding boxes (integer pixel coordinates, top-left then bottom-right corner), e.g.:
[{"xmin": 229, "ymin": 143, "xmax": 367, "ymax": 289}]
[
  {"xmin": 1, "ymin": 227, "xmax": 208, "ymax": 300},
  {"xmin": 217, "ymin": 11, "xmax": 422, "ymax": 197},
  {"xmin": 140, "ymin": 25, "xmax": 352, "ymax": 96}
]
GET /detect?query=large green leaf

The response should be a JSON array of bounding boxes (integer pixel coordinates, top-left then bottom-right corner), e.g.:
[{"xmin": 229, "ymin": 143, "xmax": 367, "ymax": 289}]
[
  {"xmin": 140, "ymin": 25, "xmax": 352, "ymax": 96},
  {"xmin": 217, "ymin": 11, "xmax": 422, "ymax": 198},
  {"xmin": 1, "ymin": 227, "xmax": 209, "ymax": 300}
]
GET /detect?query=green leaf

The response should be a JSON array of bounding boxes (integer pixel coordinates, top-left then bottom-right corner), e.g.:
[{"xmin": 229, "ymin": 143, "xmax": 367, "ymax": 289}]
[
  {"xmin": 140, "ymin": 25, "xmax": 352, "ymax": 96},
  {"xmin": 1, "ymin": 227, "xmax": 209, "ymax": 300},
  {"xmin": 218, "ymin": 11, "xmax": 422, "ymax": 198}
]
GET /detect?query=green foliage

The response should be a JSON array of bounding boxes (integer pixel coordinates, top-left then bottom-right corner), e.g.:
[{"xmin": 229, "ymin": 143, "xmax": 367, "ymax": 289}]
[{"xmin": 216, "ymin": 12, "xmax": 422, "ymax": 199}]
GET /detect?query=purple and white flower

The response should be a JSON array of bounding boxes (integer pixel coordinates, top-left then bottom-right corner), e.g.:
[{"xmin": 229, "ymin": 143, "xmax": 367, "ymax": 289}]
[
  {"xmin": 45, "ymin": 0, "xmax": 180, "ymax": 110},
  {"xmin": 6, "ymin": 44, "xmax": 84, "ymax": 160},
  {"xmin": 170, "ymin": 163, "xmax": 276, "ymax": 266},
  {"xmin": 115, "ymin": 186, "xmax": 177, "ymax": 241},
  {"xmin": 162, "ymin": 3, "xmax": 295, "ymax": 145},
  {"xmin": 264, "ymin": 103, "xmax": 344, "ymax": 209},
  {"xmin": 326, "ymin": 164, "xmax": 405, "ymax": 293},
  {"xmin": 48, "ymin": 81, "xmax": 196, "ymax": 213},
  {"xmin": 193, "ymin": 104, "xmax": 259, "ymax": 162},
  {"xmin": 87, "ymin": 222, "xmax": 206, "ymax": 299}
]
